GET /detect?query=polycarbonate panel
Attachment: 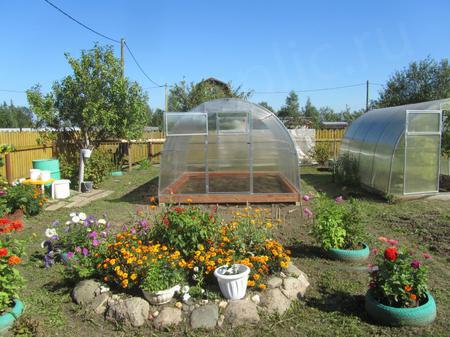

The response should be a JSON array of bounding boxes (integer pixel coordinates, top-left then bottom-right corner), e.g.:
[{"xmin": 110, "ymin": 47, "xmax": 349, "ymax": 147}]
[
  {"xmin": 407, "ymin": 112, "xmax": 440, "ymax": 133},
  {"xmin": 389, "ymin": 136, "xmax": 405, "ymax": 195},
  {"xmin": 404, "ymin": 135, "xmax": 440, "ymax": 193},
  {"xmin": 159, "ymin": 98, "xmax": 300, "ymax": 200},
  {"xmin": 166, "ymin": 113, "xmax": 207, "ymax": 136}
]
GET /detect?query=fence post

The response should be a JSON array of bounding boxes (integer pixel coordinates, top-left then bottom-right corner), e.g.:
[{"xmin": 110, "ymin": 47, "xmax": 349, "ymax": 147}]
[
  {"xmin": 128, "ymin": 142, "xmax": 132, "ymax": 172},
  {"xmin": 51, "ymin": 141, "xmax": 57, "ymax": 158},
  {"xmin": 5, "ymin": 153, "xmax": 13, "ymax": 185},
  {"xmin": 149, "ymin": 142, "xmax": 154, "ymax": 163}
]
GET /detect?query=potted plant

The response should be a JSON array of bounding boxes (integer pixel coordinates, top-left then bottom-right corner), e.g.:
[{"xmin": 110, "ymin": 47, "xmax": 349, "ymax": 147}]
[
  {"xmin": 141, "ymin": 259, "xmax": 185, "ymax": 305},
  {"xmin": 0, "ymin": 218, "xmax": 25, "ymax": 335},
  {"xmin": 310, "ymin": 193, "xmax": 369, "ymax": 262},
  {"xmin": 214, "ymin": 263, "xmax": 250, "ymax": 300},
  {"xmin": 365, "ymin": 237, "xmax": 436, "ymax": 326}
]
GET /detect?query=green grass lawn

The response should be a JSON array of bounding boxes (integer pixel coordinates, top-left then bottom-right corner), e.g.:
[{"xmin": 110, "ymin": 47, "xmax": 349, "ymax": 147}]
[{"xmin": 12, "ymin": 166, "xmax": 450, "ymax": 337}]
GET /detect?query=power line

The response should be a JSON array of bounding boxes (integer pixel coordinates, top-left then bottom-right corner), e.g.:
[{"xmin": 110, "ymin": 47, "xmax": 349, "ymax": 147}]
[
  {"xmin": 42, "ymin": 0, "xmax": 120, "ymax": 43},
  {"xmin": 253, "ymin": 83, "xmax": 367, "ymax": 95},
  {"xmin": 124, "ymin": 41, "xmax": 163, "ymax": 87},
  {"xmin": 0, "ymin": 89, "xmax": 27, "ymax": 94}
]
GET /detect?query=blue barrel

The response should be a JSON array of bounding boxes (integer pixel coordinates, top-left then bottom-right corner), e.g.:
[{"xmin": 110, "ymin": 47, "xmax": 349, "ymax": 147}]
[{"xmin": 32, "ymin": 159, "xmax": 61, "ymax": 180}]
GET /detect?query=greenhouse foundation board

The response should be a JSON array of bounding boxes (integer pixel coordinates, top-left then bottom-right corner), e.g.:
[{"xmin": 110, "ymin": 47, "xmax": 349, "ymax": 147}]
[{"xmin": 159, "ymin": 171, "xmax": 300, "ymax": 204}]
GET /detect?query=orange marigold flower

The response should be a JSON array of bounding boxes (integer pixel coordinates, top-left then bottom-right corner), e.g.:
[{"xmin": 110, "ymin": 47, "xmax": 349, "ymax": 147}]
[
  {"xmin": 404, "ymin": 285, "xmax": 412, "ymax": 292},
  {"xmin": 8, "ymin": 255, "xmax": 21, "ymax": 265},
  {"xmin": 258, "ymin": 284, "xmax": 267, "ymax": 290},
  {"xmin": 247, "ymin": 280, "xmax": 255, "ymax": 287},
  {"xmin": 253, "ymin": 274, "xmax": 260, "ymax": 280}
]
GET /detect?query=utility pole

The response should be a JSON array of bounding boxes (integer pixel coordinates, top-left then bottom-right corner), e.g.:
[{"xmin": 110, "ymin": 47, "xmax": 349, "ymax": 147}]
[
  {"xmin": 164, "ymin": 83, "xmax": 168, "ymax": 111},
  {"xmin": 120, "ymin": 38, "xmax": 125, "ymax": 76},
  {"xmin": 366, "ymin": 80, "xmax": 369, "ymax": 112}
]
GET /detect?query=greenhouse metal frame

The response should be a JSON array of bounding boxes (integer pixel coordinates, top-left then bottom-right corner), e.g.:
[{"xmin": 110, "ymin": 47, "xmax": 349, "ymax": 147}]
[
  {"xmin": 340, "ymin": 98, "xmax": 450, "ymax": 196},
  {"xmin": 158, "ymin": 99, "xmax": 301, "ymax": 204}
]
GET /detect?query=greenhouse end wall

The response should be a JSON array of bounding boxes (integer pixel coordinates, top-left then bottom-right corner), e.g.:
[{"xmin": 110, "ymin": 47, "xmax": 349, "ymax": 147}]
[
  {"xmin": 340, "ymin": 99, "xmax": 449, "ymax": 196},
  {"xmin": 158, "ymin": 99, "xmax": 301, "ymax": 204}
]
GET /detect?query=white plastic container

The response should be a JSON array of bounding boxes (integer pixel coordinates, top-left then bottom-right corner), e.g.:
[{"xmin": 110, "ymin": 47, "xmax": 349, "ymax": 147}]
[
  {"xmin": 142, "ymin": 284, "xmax": 180, "ymax": 305},
  {"xmin": 40, "ymin": 170, "xmax": 51, "ymax": 181},
  {"xmin": 81, "ymin": 148, "xmax": 92, "ymax": 158},
  {"xmin": 51, "ymin": 179, "xmax": 71, "ymax": 199},
  {"xmin": 214, "ymin": 264, "xmax": 250, "ymax": 300},
  {"xmin": 30, "ymin": 169, "xmax": 41, "ymax": 180}
]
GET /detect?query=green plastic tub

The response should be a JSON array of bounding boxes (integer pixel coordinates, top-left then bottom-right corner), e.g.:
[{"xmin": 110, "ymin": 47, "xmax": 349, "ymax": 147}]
[{"xmin": 32, "ymin": 159, "xmax": 61, "ymax": 180}]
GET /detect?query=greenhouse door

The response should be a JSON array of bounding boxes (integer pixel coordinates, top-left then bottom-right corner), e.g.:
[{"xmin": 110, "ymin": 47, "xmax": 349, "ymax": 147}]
[
  {"xmin": 404, "ymin": 110, "xmax": 442, "ymax": 194},
  {"xmin": 208, "ymin": 112, "xmax": 252, "ymax": 194}
]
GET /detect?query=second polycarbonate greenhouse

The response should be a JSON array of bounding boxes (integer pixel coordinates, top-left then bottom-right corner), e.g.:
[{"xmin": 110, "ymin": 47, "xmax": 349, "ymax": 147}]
[{"xmin": 340, "ymin": 98, "xmax": 449, "ymax": 196}]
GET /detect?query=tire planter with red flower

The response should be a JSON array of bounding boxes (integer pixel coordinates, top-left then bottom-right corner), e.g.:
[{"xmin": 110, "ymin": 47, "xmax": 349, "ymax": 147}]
[
  {"xmin": 365, "ymin": 289, "xmax": 436, "ymax": 326},
  {"xmin": 0, "ymin": 299, "xmax": 25, "ymax": 334},
  {"xmin": 327, "ymin": 243, "xmax": 370, "ymax": 262}
]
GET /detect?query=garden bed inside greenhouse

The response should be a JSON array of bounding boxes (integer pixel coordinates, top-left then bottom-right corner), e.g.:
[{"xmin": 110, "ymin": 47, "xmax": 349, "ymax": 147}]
[{"xmin": 159, "ymin": 171, "xmax": 300, "ymax": 204}]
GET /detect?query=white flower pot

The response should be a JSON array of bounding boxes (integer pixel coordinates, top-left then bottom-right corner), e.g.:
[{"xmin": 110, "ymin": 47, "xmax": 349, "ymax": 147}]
[
  {"xmin": 81, "ymin": 148, "xmax": 92, "ymax": 158},
  {"xmin": 142, "ymin": 284, "xmax": 180, "ymax": 305},
  {"xmin": 214, "ymin": 264, "xmax": 250, "ymax": 300}
]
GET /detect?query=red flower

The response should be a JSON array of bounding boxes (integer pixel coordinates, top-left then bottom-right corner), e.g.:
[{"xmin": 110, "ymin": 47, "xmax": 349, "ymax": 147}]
[
  {"xmin": 384, "ymin": 246, "xmax": 398, "ymax": 261},
  {"xmin": 0, "ymin": 247, "xmax": 8, "ymax": 257}
]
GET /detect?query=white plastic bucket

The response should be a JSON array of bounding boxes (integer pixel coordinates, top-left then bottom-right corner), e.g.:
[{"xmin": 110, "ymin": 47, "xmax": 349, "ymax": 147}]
[
  {"xmin": 30, "ymin": 169, "xmax": 41, "ymax": 180},
  {"xmin": 81, "ymin": 149, "xmax": 92, "ymax": 158},
  {"xmin": 51, "ymin": 179, "xmax": 71, "ymax": 199},
  {"xmin": 40, "ymin": 170, "xmax": 51, "ymax": 181},
  {"xmin": 214, "ymin": 264, "xmax": 250, "ymax": 300}
]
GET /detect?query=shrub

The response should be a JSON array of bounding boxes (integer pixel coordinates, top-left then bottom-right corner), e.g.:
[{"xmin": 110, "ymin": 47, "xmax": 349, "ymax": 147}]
[
  {"xmin": 152, "ymin": 206, "xmax": 219, "ymax": 257},
  {"xmin": 0, "ymin": 218, "xmax": 25, "ymax": 312},
  {"xmin": 59, "ymin": 148, "xmax": 114, "ymax": 188},
  {"xmin": 141, "ymin": 257, "xmax": 186, "ymax": 292},
  {"xmin": 310, "ymin": 143, "xmax": 331, "ymax": 166},
  {"xmin": 311, "ymin": 193, "xmax": 366, "ymax": 249},
  {"xmin": 334, "ymin": 153, "xmax": 359, "ymax": 186},
  {"xmin": 5, "ymin": 184, "xmax": 47, "ymax": 216},
  {"xmin": 370, "ymin": 237, "xmax": 430, "ymax": 307}
]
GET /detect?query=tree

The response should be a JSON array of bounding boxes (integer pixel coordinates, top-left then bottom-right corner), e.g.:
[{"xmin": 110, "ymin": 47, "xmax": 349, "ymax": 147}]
[
  {"xmin": 278, "ymin": 91, "xmax": 300, "ymax": 118},
  {"xmin": 341, "ymin": 105, "xmax": 365, "ymax": 123},
  {"xmin": 0, "ymin": 101, "xmax": 33, "ymax": 129},
  {"xmin": 319, "ymin": 106, "xmax": 340, "ymax": 122},
  {"xmin": 168, "ymin": 78, "xmax": 251, "ymax": 111},
  {"xmin": 258, "ymin": 101, "xmax": 274, "ymax": 112},
  {"xmin": 302, "ymin": 97, "xmax": 320, "ymax": 128},
  {"xmin": 149, "ymin": 108, "xmax": 164, "ymax": 130},
  {"xmin": 376, "ymin": 57, "xmax": 450, "ymax": 108},
  {"xmin": 27, "ymin": 44, "xmax": 149, "ymax": 148}
]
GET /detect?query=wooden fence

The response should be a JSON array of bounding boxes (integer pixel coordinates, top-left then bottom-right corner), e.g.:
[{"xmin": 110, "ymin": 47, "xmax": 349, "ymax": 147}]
[
  {"xmin": 315, "ymin": 128, "xmax": 346, "ymax": 160},
  {"xmin": 0, "ymin": 130, "xmax": 164, "ymax": 182}
]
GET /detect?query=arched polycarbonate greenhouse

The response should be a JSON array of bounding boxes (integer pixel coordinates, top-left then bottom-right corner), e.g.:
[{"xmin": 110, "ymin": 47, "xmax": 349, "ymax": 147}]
[
  {"xmin": 340, "ymin": 98, "xmax": 450, "ymax": 196},
  {"xmin": 158, "ymin": 99, "xmax": 301, "ymax": 204}
]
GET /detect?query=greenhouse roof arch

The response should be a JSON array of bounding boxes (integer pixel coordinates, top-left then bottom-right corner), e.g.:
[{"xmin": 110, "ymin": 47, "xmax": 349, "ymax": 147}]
[
  {"xmin": 340, "ymin": 98, "xmax": 450, "ymax": 196},
  {"xmin": 159, "ymin": 98, "xmax": 301, "ymax": 204}
]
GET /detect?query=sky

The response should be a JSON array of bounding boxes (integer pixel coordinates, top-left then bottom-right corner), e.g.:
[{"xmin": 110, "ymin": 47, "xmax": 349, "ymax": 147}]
[{"xmin": 1, "ymin": 0, "xmax": 450, "ymax": 112}]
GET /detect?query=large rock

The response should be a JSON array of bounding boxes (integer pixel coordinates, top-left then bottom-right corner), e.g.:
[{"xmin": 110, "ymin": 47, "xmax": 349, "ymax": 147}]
[
  {"xmin": 106, "ymin": 297, "xmax": 150, "ymax": 327},
  {"xmin": 282, "ymin": 263, "xmax": 303, "ymax": 278},
  {"xmin": 72, "ymin": 280, "xmax": 102, "ymax": 305},
  {"xmin": 267, "ymin": 276, "xmax": 283, "ymax": 289},
  {"xmin": 190, "ymin": 304, "xmax": 218, "ymax": 330},
  {"xmin": 224, "ymin": 299, "xmax": 260, "ymax": 327},
  {"xmin": 260, "ymin": 288, "xmax": 291, "ymax": 315},
  {"xmin": 86, "ymin": 292, "xmax": 110, "ymax": 315},
  {"xmin": 153, "ymin": 307, "xmax": 183, "ymax": 330},
  {"xmin": 281, "ymin": 277, "xmax": 306, "ymax": 300}
]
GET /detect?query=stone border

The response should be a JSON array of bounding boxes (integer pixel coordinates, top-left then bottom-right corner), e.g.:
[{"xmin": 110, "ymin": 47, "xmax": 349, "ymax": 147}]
[{"xmin": 72, "ymin": 264, "xmax": 309, "ymax": 330}]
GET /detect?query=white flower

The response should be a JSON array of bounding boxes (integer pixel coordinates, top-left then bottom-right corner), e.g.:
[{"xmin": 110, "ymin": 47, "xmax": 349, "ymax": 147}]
[
  {"xmin": 100, "ymin": 285, "xmax": 110, "ymax": 293},
  {"xmin": 78, "ymin": 212, "xmax": 87, "ymax": 221},
  {"xmin": 65, "ymin": 221, "xmax": 71, "ymax": 225},
  {"xmin": 181, "ymin": 285, "xmax": 190, "ymax": 294},
  {"xmin": 40, "ymin": 241, "xmax": 47, "ymax": 249},
  {"xmin": 45, "ymin": 228, "xmax": 57, "ymax": 238},
  {"xmin": 182, "ymin": 293, "xmax": 191, "ymax": 303},
  {"xmin": 193, "ymin": 266, "xmax": 199, "ymax": 273},
  {"xmin": 69, "ymin": 212, "xmax": 76, "ymax": 217},
  {"xmin": 72, "ymin": 215, "xmax": 80, "ymax": 223},
  {"xmin": 98, "ymin": 219, "xmax": 107, "ymax": 225}
]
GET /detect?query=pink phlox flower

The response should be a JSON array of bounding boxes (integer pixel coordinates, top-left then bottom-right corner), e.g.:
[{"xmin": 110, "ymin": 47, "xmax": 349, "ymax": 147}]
[
  {"xmin": 422, "ymin": 252, "xmax": 432, "ymax": 259},
  {"xmin": 378, "ymin": 236, "xmax": 388, "ymax": 242},
  {"xmin": 387, "ymin": 239, "xmax": 398, "ymax": 245},
  {"xmin": 303, "ymin": 207, "xmax": 313, "ymax": 218},
  {"xmin": 411, "ymin": 260, "xmax": 421, "ymax": 269},
  {"xmin": 302, "ymin": 195, "xmax": 310, "ymax": 202},
  {"xmin": 335, "ymin": 196, "xmax": 344, "ymax": 203}
]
